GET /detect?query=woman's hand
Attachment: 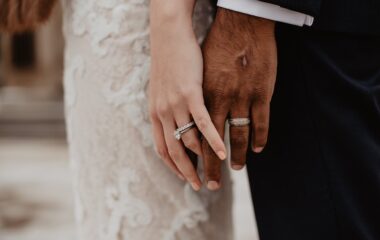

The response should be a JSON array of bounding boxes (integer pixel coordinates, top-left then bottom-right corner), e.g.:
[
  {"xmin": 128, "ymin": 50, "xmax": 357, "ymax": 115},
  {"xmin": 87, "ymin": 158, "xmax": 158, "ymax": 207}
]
[{"xmin": 149, "ymin": 0, "xmax": 227, "ymax": 191}]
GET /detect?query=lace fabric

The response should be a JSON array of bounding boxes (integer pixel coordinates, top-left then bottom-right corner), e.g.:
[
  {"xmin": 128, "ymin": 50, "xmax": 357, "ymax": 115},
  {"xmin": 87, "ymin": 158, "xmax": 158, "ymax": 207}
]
[{"xmin": 62, "ymin": 0, "xmax": 233, "ymax": 239}]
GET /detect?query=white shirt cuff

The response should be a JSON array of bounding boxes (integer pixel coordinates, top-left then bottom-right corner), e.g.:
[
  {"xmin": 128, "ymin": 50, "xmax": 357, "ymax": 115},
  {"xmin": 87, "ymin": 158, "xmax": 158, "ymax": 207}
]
[{"xmin": 217, "ymin": 0, "xmax": 314, "ymax": 27}]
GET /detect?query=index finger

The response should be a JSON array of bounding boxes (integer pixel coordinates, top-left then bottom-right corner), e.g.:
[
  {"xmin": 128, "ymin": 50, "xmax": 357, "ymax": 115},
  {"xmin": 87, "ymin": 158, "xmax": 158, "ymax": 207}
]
[
  {"xmin": 190, "ymin": 91, "xmax": 229, "ymax": 190},
  {"xmin": 189, "ymin": 100, "xmax": 227, "ymax": 160}
]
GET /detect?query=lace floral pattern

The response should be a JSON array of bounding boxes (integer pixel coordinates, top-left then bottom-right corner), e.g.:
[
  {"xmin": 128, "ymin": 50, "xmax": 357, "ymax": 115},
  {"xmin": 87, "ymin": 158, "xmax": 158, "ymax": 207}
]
[{"xmin": 62, "ymin": 0, "xmax": 233, "ymax": 239}]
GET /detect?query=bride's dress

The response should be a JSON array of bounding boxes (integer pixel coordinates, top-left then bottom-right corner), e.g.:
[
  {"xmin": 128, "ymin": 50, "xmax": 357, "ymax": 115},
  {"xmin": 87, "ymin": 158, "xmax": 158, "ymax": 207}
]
[{"xmin": 62, "ymin": 0, "xmax": 233, "ymax": 239}]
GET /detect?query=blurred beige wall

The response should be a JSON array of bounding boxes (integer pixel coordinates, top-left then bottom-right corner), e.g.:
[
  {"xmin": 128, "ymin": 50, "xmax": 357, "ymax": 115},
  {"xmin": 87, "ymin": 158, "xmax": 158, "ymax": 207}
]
[{"xmin": 0, "ymin": 6, "xmax": 65, "ymax": 137}]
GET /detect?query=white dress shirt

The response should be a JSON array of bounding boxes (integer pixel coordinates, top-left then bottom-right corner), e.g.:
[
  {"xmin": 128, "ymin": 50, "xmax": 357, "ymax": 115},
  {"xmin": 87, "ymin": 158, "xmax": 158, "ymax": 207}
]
[{"xmin": 217, "ymin": 0, "xmax": 314, "ymax": 26}]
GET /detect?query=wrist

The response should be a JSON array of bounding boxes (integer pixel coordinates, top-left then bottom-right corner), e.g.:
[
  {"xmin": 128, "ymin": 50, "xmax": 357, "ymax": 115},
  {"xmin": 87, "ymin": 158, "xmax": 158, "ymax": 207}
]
[
  {"xmin": 215, "ymin": 7, "xmax": 275, "ymax": 37},
  {"xmin": 150, "ymin": 0, "xmax": 195, "ymax": 27},
  {"xmin": 150, "ymin": 0, "xmax": 198, "ymax": 50}
]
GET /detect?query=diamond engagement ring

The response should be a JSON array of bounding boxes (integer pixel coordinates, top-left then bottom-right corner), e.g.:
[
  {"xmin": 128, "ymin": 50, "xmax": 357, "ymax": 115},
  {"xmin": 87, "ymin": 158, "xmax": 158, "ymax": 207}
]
[
  {"xmin": 228, "ymin": 118, "xmax": 250, "ymax": 127},
  {"xmin": 174, "ymin": 121, "xmax": 196, "ymax": 140}
]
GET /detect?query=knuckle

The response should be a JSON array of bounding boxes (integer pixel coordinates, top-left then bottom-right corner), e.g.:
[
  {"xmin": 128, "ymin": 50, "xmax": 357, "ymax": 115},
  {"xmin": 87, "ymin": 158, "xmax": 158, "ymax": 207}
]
[
  {"xmin": 204, "ymin": 75, "xmax": 236, "ymax": 99},
  {"xmin": 206, "ymin": 86, "xmax": 236, "ymax": 101},
  {"xmin": 181, "ymin": 87, "xmax": 196, "ymax": 99},
  {"xmin": 184, "ymin": 140, "xmax": 198, "ymax": 151},
  {"xmin": 252, "ymin": 87, "xmax": 270, "ymax": 104},
  {"xmin": 168, "ymin": 150, "xmax": 180, "ymax": 161},
  {"xmin": 157, "ymin": 148, "xmax": 168, "ymax": 160},
  {"xmin": 149, "ymin": 108, "xmax": 158, "ymax": 121},
  {"xmin": 195, "ymin": 116, "xmax": 209, "ymax": 132},
  {"xmin": 230, "ymin": 134, "xmax": 247, "ymax": 147},
  {"xmin": 255, "ymin": 123, "xmax": 268, "ymax": 136},
  {"xmin": 168, "ymin": 95, "xmax": 183, "ymax": 108},
  {"xmin": 156, "ymin": 104, "xmax": 170, "ymax": 118},
  {"xmin": 235, "ymin": 94, "xmax": 250, "ymax": 104}
]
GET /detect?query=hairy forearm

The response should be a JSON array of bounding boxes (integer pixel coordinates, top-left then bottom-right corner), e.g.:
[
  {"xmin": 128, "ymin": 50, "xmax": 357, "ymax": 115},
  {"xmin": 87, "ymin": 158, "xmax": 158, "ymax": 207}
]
[
  {"xmin": 213, "ymin": 8, "xmax": 275, "ymax": 46},
  {"xmin": 0, "ymin": 0, "xmax": 57, "ymax": 32}
]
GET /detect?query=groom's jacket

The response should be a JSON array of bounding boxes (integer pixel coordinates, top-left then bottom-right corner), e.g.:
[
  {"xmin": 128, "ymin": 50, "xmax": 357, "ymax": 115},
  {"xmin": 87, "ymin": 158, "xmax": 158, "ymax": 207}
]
[{"xmin": 262, "ymin": 0, "xmax": 380, "ymax": 34}]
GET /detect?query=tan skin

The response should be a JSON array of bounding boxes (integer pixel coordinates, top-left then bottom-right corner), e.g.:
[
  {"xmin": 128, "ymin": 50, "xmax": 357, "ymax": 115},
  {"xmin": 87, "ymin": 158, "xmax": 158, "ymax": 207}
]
[
  {"xmin": 0, "ymin": 0, "xmax": 57, "ymax": 32},
  {"xmin": 202, "ymin": 8, "xmax": 277, "ymax": 190}
]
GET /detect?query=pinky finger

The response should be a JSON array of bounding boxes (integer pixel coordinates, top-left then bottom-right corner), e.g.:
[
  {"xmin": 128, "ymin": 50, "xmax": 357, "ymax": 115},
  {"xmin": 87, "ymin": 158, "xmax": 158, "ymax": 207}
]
[{"xmin": 151, "ymin": 116, "xmax": 185, "ymax": 181}]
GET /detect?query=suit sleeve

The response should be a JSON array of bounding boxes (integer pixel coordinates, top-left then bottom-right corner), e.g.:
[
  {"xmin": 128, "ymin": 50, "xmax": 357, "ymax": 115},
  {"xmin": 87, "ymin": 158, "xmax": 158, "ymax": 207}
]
[
  {"xmin": 260, "ymin": 0, "xmax": 321, "ymax": 16},
  {"xmin": 217, "ymin": 0, "xmax": 314, "ymax": 26}
]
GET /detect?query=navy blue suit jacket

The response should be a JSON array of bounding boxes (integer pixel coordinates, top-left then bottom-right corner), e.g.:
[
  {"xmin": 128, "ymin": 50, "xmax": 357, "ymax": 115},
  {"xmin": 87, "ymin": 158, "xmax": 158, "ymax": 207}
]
[{"xmin": 261, "ymin": 0, "xmax": 380, "ymax": 34}]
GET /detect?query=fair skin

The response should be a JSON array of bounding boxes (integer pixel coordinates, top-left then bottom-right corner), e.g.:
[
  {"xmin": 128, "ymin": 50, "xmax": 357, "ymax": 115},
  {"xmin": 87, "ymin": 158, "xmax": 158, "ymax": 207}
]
[
  {"xmin": 149, "ymin": 1, "xmax": 277, "ymax": 191},
  {"xmin": 2, "ymin": 0, "xmax": 277, "ymax": 190},
  {"xmin": 149, "ymin": 0, "xmax": 227, "ymax": 191}
]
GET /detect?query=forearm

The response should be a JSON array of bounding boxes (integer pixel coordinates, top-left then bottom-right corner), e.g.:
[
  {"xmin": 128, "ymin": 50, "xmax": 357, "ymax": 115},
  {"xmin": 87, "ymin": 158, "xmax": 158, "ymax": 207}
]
[
  {"xmin": 0, "ymin": 0, "xmax": 57, "ymax": 32},
  {"xmin": 150, "ymin": 0, "xmax": 197, "ymax": 56},
  {"xmin": 215, "ymin": 7, "xmax": 275, "ymax": 35}
]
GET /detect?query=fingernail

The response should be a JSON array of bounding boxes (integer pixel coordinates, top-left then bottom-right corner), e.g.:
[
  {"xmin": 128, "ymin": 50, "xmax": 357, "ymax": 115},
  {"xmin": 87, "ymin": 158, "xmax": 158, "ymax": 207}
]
[
  {"xmin": 177, "ymin": 174, "xmax": 185, "ymax": 181},
  {"xmin": 217, "ymin": 151, "xmax": 226, "ymax": 160},
  {"xmin": 232, "ymin": 164, "xmax": 244, "ymax": 170},
  {"xmin": 253, "ymin": 146, "xmax": 264, "ymax": 153},
  {"xmin": 191, "ymin": 182, "xmax": 201, "ymax": 191},
  {"xmin": 207, "ymin": 181, "xmax": 220, "ymax": 191}
]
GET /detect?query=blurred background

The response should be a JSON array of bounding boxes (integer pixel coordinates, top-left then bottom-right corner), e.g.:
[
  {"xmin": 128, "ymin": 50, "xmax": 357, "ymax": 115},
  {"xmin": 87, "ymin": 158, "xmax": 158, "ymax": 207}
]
[
  {"xmin": 0, "ymin": 6, "xmax": 257, "ymax": 240},
  {"xmin": 0, "ymin": 6, "xmax": 76, "ymax": 240}
]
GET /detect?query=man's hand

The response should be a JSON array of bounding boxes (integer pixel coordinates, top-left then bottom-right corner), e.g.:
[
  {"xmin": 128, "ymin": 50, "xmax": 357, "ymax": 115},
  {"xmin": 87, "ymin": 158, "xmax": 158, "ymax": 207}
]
[{"xmin": 202, "ymin": 8, "xmax": 277, "ymax": 190}]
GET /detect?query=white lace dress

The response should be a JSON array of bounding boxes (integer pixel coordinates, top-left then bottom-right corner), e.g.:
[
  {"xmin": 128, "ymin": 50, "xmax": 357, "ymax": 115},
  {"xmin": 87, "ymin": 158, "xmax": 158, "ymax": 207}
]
[{"xmin": 61, "ymin": 0, "xmax": 233, "ymax": 239}]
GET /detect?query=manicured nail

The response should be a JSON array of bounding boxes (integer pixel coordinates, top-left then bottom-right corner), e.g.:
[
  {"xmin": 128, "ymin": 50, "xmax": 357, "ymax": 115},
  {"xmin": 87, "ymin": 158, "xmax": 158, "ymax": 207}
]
[
  {"xmin": 232, "ymin": 164, "xmax": 244, "ymax": 170},
  {"xmin": 207, "ymin": 181, "xmax": 220, "ymax": 191},
  {"xmin": 191, "ymin": 182, "xmax": 201, "ymax": 191},
  {"xmin": 253, "ymin": 146, "xmax": 264, "ymax": 153},
  {"xmin": 217, "ymin": 151, "xmax": 226, "ymax": 160}
]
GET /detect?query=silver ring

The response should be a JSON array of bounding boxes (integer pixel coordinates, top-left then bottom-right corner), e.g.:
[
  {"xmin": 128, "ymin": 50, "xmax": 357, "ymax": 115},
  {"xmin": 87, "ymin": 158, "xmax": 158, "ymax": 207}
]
[
  {"xmin": 174, "ymin": 121, "xmax": 196, "ymax": 140},
  {"xmin": 228, "ymin": 118, "xmax": 250, "ymax": 127}
]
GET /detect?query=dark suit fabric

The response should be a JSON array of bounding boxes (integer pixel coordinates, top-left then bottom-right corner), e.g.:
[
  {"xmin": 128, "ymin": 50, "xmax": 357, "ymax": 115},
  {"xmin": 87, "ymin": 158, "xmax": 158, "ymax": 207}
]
[
  {"xmin": 261, "ymin": 0, "xmax": 380, "ymax": 35},
  {"xmin": 262, "ymin": 0, "xmax": 321, "ymax": 16},
  {"xmin": 246, "ymin": 24, "xmax": 380, "ymax": 240}
]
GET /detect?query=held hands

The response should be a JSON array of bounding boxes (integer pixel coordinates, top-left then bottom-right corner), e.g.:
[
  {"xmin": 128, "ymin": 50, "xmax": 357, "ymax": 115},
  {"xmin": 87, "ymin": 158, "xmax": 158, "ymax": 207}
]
[
  {"xmin": 149, "ymin": 0, "xmax": 227, "ymax": 191},
  {"xmin": 201, "ymin": 9, "xmax": 277, "ymax": 190},
  {"xmin": 149, "ymin": 2, "xmax": 277, "ymax": 191}
]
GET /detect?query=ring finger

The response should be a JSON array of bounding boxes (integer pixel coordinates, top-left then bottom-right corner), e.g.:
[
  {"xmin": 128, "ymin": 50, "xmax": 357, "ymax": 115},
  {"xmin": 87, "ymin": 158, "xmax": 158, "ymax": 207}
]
[
  {"xmin": 161, "ymin": 117, "xmax": 202, "ymax": 191},
  {"xmin": 174, "ymin": 111, "xmax": 202, "ymax": 156},
  {"xmin": 151, "ymin": 116, "xmax": 185, "ymax": 180},
  {"xmin": 229, "ymin": 102, "xmax": 250, "ymax": 170}
]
